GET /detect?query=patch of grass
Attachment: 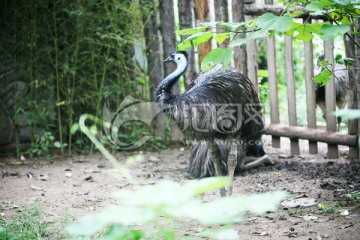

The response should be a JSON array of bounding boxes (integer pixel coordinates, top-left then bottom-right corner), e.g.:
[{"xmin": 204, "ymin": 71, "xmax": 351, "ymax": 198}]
[
  {"xmin": 317, "ymin": 202, "xmax": 343, "ymax": 218},
  {"xmin": 343, "ymin": 190, "xmax": 360, "ymax": 205},
  {"xmin": 0, "ymin": 203, "xmax": 49, "ymax": 240},
  {"xmin": 0, "ymin": 203, "xmax": 75, "ymax": 239}
]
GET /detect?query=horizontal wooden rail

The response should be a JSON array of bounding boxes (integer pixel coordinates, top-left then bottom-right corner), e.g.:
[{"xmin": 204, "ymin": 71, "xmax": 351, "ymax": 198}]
[{"xmin": 265, "ymin": 123, "xmax": 359, "ymax": 147}]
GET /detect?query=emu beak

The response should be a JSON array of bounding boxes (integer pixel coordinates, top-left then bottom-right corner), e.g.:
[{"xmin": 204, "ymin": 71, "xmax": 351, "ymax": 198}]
[{"xmin": 164, "ymin": 56, "xmax": 173, "ymax": 62}]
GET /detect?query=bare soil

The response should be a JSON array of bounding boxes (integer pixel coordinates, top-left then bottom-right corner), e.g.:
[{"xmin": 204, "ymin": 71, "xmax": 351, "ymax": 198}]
[{"xmin": 1, "ymin": 138, "xmax": 360, "ymax": 240}]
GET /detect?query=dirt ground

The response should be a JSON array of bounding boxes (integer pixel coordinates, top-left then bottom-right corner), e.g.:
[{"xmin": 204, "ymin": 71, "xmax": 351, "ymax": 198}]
[{"xmin": 1, "ymin": 137, "xmax": 360, "ymax": 240}]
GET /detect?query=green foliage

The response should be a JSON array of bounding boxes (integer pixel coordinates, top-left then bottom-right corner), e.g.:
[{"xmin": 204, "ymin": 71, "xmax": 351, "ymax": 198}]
[
  {"xmin": 26, "ymin": 131, "xmax": 58, "ymax": 157},
  {"xmin": 201, "ymin": 48, "xmax": 233, "ymax": 71},
  {"xmin": 335, "ymin": 109, "xmax": 360, "ymax": 119},
  {"xmin": 343, "ymin": 190, "xmax": 360, "ymax": 204},
  {"xmin": 0, "ymin": 0, "xmax": 148, "ymax": 156},
  {"xmin": 0, "ymin": 203, "xmax": 49, "ymax": 240},
  {"xmin": 176, "ymin": 0, "xmax": 359, "ymax": 72},
  {"xmin": 67, "ymin": 177, "xmax": 288, "ymax": 239},
  {"xmin": 313, "ymin": 69, "xmax": 332, "ymax": 86}
]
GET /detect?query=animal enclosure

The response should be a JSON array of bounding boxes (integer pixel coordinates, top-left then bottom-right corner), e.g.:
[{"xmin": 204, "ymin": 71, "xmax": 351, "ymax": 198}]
[{"xmin": 166, "ymin": 1, "xmax": 360, "ymax": 160}]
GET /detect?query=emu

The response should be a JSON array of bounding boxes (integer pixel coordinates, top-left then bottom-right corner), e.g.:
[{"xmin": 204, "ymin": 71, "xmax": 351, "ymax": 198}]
[
  {"xmin": 315, "ymin": 55, "xmax": 349, "ymax": 130},
  {"xmin": 155, "ymin": 51, "xmax": 268, "ymax": 196}
]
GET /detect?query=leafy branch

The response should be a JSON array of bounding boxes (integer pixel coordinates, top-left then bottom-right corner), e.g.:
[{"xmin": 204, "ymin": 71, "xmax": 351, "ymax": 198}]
[{"xmin": 176, "ymin": 0, "xmax": 360, "ymax": 78}]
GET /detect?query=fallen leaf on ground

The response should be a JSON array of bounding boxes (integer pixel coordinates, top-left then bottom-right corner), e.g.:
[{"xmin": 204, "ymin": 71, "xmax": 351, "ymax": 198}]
[
  {"xmin": 10, "ymin": 161, "xmax": 24, "ymax": 165},
  {"xmin": 30, "ymin": 185, "xmax": 43, "ymax": 191},
  {"xmin": 340, "ymin": 210, "xmax": 349, "ymax": 216},
  {"xmin": 85, "ymin": 176, "xmax": 94, "ymax": 182},
  {"xmin": 148, "ymin": 156, "xmax": 161, "ymax": 162},
  {"xmin": 303, "ymin": 215, "xmax": 318, "ymax": 221},
  {"xmin": 281, "ymin": 198, "xmax": 317, "ymax": 208},
  {"xmin": 84, "ymin": 169, "xmax": 100, "ymax": 173},
  {"xmin": 252, "ymin": 231, "xmax": 270, "ymax": 236},
  {"xmin": 340, "ymin": 223, "xmax": 353, "ymax": 229},
  {"xmin": 39, "ymin": 174, "xmax": 48, "ymax": 181}
]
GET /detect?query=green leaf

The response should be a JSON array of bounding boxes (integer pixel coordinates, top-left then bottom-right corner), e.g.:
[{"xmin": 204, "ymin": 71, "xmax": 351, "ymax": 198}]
[
  {"xmin": 185, "ymin": 31, "xmax": 208, "ymax": 41},
  {"xmin": 193, "ymin": 32, "xmax": 214, "ymax": 47},
  {"xmin": 318, "ymin": 24, "xmax": 351, "ymax": 41},
  {"xmin": 229, "ymin": 37, "xmax": 247, "ymax": 47},
  {"xmin": 54, "ymin": 141, "xmax": 67, "ymax": 148},
  {"xmin": 285, "ymin": 22, "xmax": 323, "ymax": 42},
  {"xmin": 344, "ymin": 57, "xmax": 355, "ymax": 67},
  {"xmin": 70, "ymin": 123, "xmax": 79, "ymax": 135},
  {"xmin": 177, "ymin": 26, "xmax": 207, "ymax": 35},
  {"xmin": 288, "ymin": 10, "xmax": 305, "ymax": 17},
  {"xmin": 335, "ymin": 109, "xmax": 360, "ymax": 119},
  {"xmin": 213, "ymin": 33, "xmax": 230, "ymax": 44},
  {"xmin": 306, "ymin": 2, "xmax": 327, "ymax": 15},
  {"xmin": 184, "ymin": 177, "xmax": 231, "ymax": 195},
  {"xmin": 218, "ymin": 22, "xmax": 244, "ymax": 32},
  {"xmin": 255, "ymin": 13, "xmax": 293, "ymax": 37},
  {"xmin": 313, "ymin": 70, "xmax": 331, "ymax": 86},
  {"xmin": 201, "ymin": 48, "xmax": 233, "ymax": 71},
  {"xmin": 177, "ymin": 40, "xmax": 191, "ymax": 51}
]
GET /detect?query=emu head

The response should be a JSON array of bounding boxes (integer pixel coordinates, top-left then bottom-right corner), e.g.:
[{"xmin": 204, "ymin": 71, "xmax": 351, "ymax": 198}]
[{"xmin": 164, "ymin": 51, "xmax": 188, "ymax": 66}]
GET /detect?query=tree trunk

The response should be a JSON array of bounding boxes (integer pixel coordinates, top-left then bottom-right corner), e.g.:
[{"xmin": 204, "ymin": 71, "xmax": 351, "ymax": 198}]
[
  {"xmin": 143, "ymin": 1, "xmax": 165, "ymax": 140},
  {"xmin": 232, "ymin": 0, "xmax": 247, "ymax": 75},
  {"xmin": 178, "ymin": 0, "xmax": 196, "ymax": 86},
  {"xmin": 159, "ymin": 0, "xmax": 183, "ymax": 142},
  {"xmin": 159, "ymin": 0, "xmax": 177, "ymax": 82},
  {"xmin": 194, "ymin": 0, "xmax": 211, "ymax": 64},
  {"xmin": 214, "ymin": 0, "xmax": 229, "ymax": 48}
]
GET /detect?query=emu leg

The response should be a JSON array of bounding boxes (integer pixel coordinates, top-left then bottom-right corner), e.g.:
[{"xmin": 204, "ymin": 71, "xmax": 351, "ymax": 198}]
[
  {"xmin": 337, "ymin": 116, "xmax": 342, "ymax": 131},
  {"xmin": 226, "ymin": 140, "xmax": 238, "ymax": 196},
  {"xmin": 208, "ymin": 141, "xmax": 226, "ymax": 197}
]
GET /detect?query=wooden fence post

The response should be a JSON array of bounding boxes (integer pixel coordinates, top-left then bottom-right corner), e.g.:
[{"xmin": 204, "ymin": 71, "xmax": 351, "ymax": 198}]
[
  {"xmin": 324, "ymin": 41, "xmax": 339, "ymax": 158},
  {"xmin": 266, "ymin": 36, "xmax": 281, "ymax": 148},
  {"xmin": 284, "ymin": 36, "xmax": 300, "ymax": 155},
  {"xmin": 304, "ymin": 29, "xmax": 318, "ymax": 154}
]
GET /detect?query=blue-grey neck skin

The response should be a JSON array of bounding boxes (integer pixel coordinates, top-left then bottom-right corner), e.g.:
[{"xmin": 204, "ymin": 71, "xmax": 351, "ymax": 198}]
[{"xmin": 156, "ymin": 56, "xmax": 188, "ymax": 97}]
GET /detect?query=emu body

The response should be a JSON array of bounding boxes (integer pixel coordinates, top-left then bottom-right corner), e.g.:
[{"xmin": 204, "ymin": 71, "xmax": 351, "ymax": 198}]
[{"xmin": 156, "ymin": 51, "xmax": 268, "ymax": 196}]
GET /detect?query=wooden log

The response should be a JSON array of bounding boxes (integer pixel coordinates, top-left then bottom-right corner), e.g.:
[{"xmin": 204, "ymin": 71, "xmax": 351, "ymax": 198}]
[
  {"xmin": 284, "ymin": 36, "xmax": 300, "ymax": 155},
  {"xmin": 265, "ymin": 123, "xmax": 358, "ymax": 147},
  {"xmin": 266, "ymin": 36, "xmax": 280, "ymax": 148},
  {"xmin": 324, "ymin": 41, "xmax": 339, "ymax": 158},
  {"xmin": 303, "ymin": 20, "xmax": 318, "ymax": 154}
]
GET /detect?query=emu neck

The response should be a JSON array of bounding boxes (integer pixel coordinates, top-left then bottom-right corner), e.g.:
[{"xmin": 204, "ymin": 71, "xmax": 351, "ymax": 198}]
[{"xmin": 157, "ymin": 60, "xmax": 187, "ymax": 96}]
